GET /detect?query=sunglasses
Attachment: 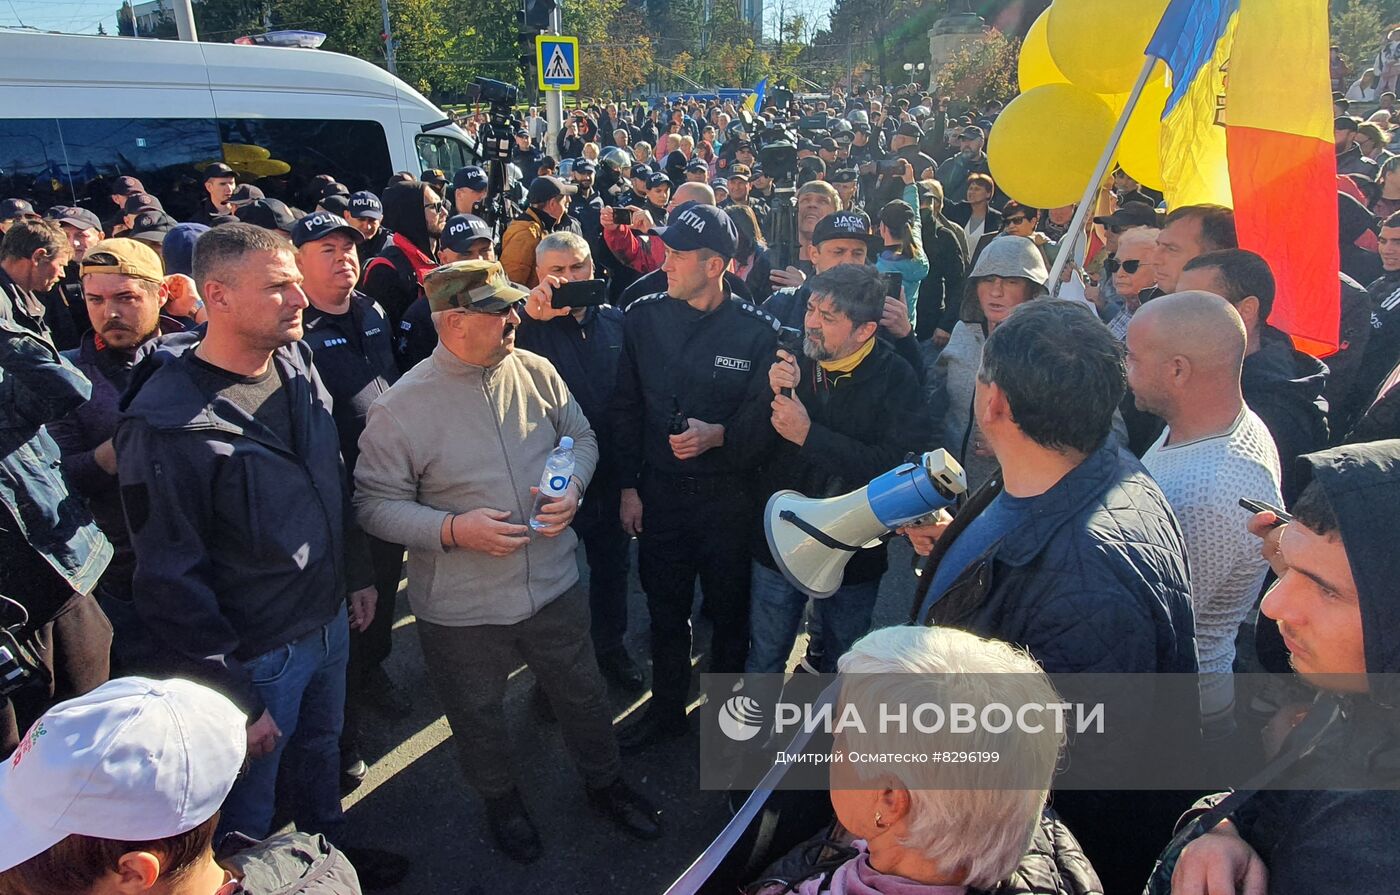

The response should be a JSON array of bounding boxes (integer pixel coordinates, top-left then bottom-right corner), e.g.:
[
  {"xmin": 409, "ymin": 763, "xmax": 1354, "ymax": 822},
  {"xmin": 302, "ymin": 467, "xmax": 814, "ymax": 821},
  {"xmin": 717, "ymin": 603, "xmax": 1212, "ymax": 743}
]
[
  {"xmin": 465, "ymin": 303, "xmax": 519, "ymax": 317},
  {"xmin": 1004, "ymin": 216, "xmax": 1028, "ymax": 226},
  {"xmin": 1103, "ymin": 258, "xmax": 1143, "ymax": 275}
]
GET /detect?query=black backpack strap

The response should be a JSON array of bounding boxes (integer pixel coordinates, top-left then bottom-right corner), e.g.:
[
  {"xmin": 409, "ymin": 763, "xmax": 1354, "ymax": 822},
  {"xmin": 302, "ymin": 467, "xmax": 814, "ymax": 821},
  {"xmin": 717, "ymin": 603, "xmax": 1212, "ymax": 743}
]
[{"xmin": 1142, "ymin": 693, "xmax": 1343, "ymax": 894}]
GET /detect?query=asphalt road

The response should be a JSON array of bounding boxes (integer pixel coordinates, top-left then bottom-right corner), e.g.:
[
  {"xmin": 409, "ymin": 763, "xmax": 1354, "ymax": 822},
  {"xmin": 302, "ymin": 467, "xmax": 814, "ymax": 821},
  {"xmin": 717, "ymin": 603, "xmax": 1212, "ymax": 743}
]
[{"xmin": 332, "ymin": 537, "xmax": 924, "ymax": 895}]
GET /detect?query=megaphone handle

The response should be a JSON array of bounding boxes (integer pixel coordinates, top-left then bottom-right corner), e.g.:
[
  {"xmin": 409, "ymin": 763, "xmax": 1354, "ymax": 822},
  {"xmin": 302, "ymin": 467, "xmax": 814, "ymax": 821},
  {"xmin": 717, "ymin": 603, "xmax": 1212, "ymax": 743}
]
[{"xmin": 909, "ymin": 552, "xmax": 936, "ymax": 624}]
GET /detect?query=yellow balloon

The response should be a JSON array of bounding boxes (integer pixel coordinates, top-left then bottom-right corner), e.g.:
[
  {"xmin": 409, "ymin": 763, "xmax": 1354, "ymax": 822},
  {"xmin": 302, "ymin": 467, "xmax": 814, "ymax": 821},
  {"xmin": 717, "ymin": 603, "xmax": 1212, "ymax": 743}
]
[
  {"xmin": 988, "ymin": 83, "xmax": 1116, "ymax": 209},
  {"xmin": 1018, "ymin": 10, "xmax": 1067, "ymax": 91},
  {"xmin": 221, "ymin": 143, "xmax": 272, "ymax": 163},
  {"xmin": 1115, "ymin": 67, "xmax": 1170, "ymax": 191},
  {"xmin": 240, "ymin": 158, "xmax": 293, "ymax": 178},
  {"xmin": 1047, "ymin": 0, "xmax": 1170, "ymax": 95}
]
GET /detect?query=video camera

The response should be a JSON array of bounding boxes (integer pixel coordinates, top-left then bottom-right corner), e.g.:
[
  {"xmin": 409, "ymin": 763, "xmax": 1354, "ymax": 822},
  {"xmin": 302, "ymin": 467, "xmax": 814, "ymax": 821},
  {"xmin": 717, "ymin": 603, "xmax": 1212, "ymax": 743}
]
[
  {"xmin": 755, "ymin": 120, "xmax": 798, "ymax": 186},
  {"xmin": 467, "ymin": 77, "xmax": 521, "ymax": 162}
]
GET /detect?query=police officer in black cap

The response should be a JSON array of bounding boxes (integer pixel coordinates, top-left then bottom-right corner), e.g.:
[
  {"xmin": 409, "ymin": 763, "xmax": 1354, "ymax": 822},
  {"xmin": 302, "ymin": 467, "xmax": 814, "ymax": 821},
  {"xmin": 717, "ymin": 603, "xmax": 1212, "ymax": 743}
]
[
  {"xmin": 289, "ymin": 211, "xmax": 409, "ymax": 787},
  {"xmin": 193, "ymin": 162, "xmax": 238, "ymax": 225},
  {"xmin": 609, "ymin": 202, "xmax": 780, "ymax": 750},
  {"xmin": 395, "ymin": 214, "xmax": 496, "ymax": 371},
  {"xmin": 568, "ymin": 158, "xmax": 605, "ymax": 247},
  {"xmin": 512, "ymin": 129, "xmax": 547, "ymax": 183},
  {"xmin": 748, "ymin": 163, "xmax": 774, "ymax": 220},
  {"xmin": 684, "ymin": 159, "xmax": 710, "ymax": 184},
  {"xmin": 830, "ymin": 167, "xmax": 861, "ymax": 213},
  {"xmin": 346, "ymin": 191, "xmax": 390, "ymax": 263},
  {"xmin": 451, "ymin": 165, "xmax": 490, "ymax": 218},
  {"xmin": 621, "ymin": 164, "xmax": 652, "ymax": 208}
]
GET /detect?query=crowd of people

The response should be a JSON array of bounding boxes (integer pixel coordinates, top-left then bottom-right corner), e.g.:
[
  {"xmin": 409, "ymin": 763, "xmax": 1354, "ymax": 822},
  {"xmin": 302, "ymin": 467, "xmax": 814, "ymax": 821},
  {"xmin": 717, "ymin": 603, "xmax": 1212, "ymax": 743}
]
[{"xmin": 2, "ymin": 75, "xmax": 1400, "ymax": 895}]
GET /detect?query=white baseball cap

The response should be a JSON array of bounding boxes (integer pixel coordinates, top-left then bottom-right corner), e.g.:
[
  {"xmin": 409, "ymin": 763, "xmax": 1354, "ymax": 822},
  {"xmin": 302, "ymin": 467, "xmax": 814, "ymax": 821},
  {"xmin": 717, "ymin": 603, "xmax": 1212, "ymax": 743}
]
[{"xmin": 0, "ymin": 677, "xmax": 247, "ymax": 872}]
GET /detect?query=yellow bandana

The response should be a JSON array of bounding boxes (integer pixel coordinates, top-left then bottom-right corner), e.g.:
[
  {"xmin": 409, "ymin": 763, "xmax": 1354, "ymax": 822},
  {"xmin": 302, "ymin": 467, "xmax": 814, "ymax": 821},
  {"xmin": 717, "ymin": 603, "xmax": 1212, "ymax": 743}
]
[{"xmin": 817, "ymin": 336, "xmax": 875, "ymax": 374}]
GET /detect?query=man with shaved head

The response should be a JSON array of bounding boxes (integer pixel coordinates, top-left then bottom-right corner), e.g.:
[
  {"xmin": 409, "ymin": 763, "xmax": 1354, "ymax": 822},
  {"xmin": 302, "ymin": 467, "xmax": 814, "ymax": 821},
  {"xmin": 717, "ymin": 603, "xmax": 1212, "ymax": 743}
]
[
  {"xmin": 1177, "ymin": 249, "xmax": 1327, "ymax": 501},
  {"xmin": 1126, "ymin": 291, "xmax": 1283, "ymax": 736}
]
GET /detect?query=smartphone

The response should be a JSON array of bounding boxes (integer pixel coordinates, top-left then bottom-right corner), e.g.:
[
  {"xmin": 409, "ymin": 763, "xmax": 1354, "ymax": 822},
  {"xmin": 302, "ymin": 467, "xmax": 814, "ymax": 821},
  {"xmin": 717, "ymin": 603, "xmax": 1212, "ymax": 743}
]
[
  {"xmin": 1239, "ymin": 497, "xmax": 1293, "ymax": 525},
  {"xmin": 882, "ymin": 272, "xmax": 903, "ymax": 300},
  {"xmin": 875, "ymin": 158, "xmax": 907, "ymax": 176},
  {"xmin": 613, "ymin": 207, "xmax": 633, "ymax": 226},
  {"xmin": 551, "ymin": 279, "xmax": 609, "ymax": 309}
]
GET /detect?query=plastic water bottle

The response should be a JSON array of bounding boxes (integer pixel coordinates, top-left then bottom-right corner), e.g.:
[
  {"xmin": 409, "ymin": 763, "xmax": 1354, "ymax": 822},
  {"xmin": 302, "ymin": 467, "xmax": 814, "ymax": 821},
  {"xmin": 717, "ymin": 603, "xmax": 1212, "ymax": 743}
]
[{"xmin": 529, "ymin": 436, "xmax": 576, "ymax": 531}]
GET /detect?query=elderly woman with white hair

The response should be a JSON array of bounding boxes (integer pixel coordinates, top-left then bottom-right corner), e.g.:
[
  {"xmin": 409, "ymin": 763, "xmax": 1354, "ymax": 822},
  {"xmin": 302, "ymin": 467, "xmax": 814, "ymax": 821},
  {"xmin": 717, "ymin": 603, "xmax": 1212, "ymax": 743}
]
[{"xmin": 747, "ymin": 626, "xmax": 1100, "ymax": 895}]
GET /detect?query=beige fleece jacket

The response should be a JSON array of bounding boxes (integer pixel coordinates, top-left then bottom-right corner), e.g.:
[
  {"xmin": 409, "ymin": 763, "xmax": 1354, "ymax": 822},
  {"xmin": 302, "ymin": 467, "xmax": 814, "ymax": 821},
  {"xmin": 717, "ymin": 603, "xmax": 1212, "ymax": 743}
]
[{"xmin": 354, "ymin": 342, "xmax": 598, "ymax": 626}]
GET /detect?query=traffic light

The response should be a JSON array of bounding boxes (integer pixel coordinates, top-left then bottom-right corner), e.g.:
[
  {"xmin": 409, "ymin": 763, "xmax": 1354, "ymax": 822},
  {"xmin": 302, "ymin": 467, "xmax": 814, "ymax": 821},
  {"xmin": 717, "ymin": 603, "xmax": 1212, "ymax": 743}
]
[{"xmin": 519, "ymin": 0, "xmax": 556, "ymax": 32}]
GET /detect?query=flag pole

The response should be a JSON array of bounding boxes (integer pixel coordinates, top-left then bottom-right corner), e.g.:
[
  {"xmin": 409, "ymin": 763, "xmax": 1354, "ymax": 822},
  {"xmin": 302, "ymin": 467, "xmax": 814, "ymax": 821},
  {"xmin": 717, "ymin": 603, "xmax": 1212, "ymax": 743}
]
[{"xmin": 1047, "ymin": 55, "xmax": 1158, "ymax": 296}]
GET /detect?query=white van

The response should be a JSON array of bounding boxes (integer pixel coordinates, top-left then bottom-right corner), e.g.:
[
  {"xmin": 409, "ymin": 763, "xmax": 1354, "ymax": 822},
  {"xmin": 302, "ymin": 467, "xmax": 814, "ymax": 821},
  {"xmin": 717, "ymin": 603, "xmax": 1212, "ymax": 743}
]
[{"xmin": 0, "ymin": 30, "xmax": 476, "ymax": 218}]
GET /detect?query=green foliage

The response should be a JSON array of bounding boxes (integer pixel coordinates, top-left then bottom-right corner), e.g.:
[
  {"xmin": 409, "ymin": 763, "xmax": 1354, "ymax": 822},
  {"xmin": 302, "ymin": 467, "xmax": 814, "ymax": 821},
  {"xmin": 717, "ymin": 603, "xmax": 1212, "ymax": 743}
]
[
  {"xmin": 131, "ymin": 0, "xmax": 1045, "ymax": 101},
  {"xmin": 935, "ymin": 29, "xmax": 1018, "ymax": 107},
  {"xmin": 117, "ymin": 1, "xmax": 136, "ymax": 36},
  {"xmin": 1332, "ymin": 0, "xmax": 1385, "ymax": 79}
]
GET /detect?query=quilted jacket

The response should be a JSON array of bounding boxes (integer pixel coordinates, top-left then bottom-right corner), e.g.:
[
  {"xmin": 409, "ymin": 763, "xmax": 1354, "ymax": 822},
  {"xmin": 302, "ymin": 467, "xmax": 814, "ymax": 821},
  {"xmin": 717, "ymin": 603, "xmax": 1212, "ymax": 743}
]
[
  {"xmin": 747, "ymin": 809, "xmax": 1102, "ymax": 895},
  {"xmin": 912, "ymin": 444, "xmax": 1197, "ymax": 676}
]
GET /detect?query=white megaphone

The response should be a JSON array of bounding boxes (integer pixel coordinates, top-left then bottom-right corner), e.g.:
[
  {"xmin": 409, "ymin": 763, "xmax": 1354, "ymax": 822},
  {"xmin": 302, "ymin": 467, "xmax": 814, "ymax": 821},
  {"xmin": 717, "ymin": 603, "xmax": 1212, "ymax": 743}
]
[{"xmin": 765, "ymin": 449, "xmax": 967, "ymax": 598}]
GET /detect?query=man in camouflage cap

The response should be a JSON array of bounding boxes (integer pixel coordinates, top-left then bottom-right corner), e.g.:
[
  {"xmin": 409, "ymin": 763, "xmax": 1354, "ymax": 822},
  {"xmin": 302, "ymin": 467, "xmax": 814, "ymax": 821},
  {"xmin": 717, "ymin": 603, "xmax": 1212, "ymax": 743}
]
[{"xmin": 355, "ymin": 258, "xmax": 663, "ymax": 862}]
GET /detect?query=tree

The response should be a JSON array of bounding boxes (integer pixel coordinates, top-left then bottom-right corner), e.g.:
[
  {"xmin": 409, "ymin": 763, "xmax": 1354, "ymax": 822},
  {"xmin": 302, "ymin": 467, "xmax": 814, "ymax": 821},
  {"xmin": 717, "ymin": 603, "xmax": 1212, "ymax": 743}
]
[
  {"xmin": 1332, "ymin": 0, "xmax": 1384, "ymax": 81},
  {"xmin": 117, "ymin": 1, "xmax": 136, "ymax": 36},
  {"xmin": 934, "ymin": 29, "xmax": 1018, "ymax": 107}
]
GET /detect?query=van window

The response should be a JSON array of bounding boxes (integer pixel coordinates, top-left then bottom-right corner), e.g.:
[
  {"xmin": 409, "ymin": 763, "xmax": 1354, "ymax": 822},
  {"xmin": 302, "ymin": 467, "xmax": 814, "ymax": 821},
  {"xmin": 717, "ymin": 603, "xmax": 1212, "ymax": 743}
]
[
  {"xmin": 219, "ymin": 119, "xmax": 391, "ymax": 209},
  {"xmin": 416, "ymin": 134, "xmax": 477, "ymax": 176},
  {"xmin": 0, "ymin": 119, "xmax": 67, "ymax": 208},
  {"xmin": 56, "ymin": 118, "xmax": 224, "ymax": 221}
]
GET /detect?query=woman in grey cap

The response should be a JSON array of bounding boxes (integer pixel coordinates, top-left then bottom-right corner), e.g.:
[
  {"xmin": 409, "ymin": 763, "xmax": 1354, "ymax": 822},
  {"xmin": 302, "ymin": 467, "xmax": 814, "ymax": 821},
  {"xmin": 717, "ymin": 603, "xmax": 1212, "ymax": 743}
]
[{"xmin": 930, "ymin": 235, "xmax": 1048, "ymax": 492}]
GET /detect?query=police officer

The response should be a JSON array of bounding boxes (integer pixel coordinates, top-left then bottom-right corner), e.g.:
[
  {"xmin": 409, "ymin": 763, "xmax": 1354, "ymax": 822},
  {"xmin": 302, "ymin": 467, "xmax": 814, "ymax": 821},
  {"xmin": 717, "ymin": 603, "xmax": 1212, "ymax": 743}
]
[
  {"xmin": 830, "ymin": 168, "xmax": 861, "ymax": 214},
  {"xmin": 290, "ymin": 212, "xmax": 409, "ymax": 788},
  {"xmin": 192, "ymin": 162, "xmax": 238, "ymax": 225},
  {"xmin": 568, "ymin": 158, "xmax": 605, "ymax": 251},
  {"xmin": 609, "ymin": 203, "xmax": 779, "ymax": 750},
  {"xmin": 512, "ymin": 129, "xmax": 546, "ymax": 183},
  {"xmin": 395, "ymin": 214, "xmax": 495, "ymax": 371},
  {"xmin": 621, "ymin": 163, "xmax": 652, "ymax": 208},
  {"xmin": 451, "ymin": 165, "xmax": 490, "ymax": 218},
  {"xmin": 346, "ymin": 191, "xmax": 389, "ymax": 263}
]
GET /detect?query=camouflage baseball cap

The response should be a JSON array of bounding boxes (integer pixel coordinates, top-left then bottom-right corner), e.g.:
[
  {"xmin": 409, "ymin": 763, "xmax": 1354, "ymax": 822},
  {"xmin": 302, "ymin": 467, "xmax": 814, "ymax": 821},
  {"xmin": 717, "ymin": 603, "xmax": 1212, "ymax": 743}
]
[{"xmin": 423, "ymin": 260, "xmax": 529, "ymax": 313}]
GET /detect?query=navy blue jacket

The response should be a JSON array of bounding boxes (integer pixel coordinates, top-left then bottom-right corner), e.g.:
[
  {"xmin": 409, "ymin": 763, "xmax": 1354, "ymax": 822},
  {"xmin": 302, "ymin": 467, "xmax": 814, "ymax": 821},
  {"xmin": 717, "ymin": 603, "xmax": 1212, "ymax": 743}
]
[
  {"xmin": 115, "ymin": 332, "xmax": 371, "ymax": 718},
  {"xmin": 916, "ymin": 444, "xmax": 1197, "ymax": 675},
  {"xmin": 0, "ymin": 317, "xmax": 111, "ymax": 602},
  {"xmin": 515, "ymin": 304, "xmax": 624, "ymax": 482},
  {"xmin": 50, "ymin": 320, "xmax": 184, "ymax": 595},
  {"xmin": 610, "ymin": 291, "xmax": 779, "ymax": 487},
  {"xmin": 300, "ymin": 293, "xmax": 400, "ymax": 474}
]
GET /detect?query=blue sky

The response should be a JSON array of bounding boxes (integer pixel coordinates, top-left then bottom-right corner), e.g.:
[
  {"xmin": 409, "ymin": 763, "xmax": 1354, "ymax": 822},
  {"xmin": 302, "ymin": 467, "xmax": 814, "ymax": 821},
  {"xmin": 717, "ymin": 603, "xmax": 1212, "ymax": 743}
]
[{"xmin": 2, "ymin": 0, "xmax": 120, "ymax": 33}]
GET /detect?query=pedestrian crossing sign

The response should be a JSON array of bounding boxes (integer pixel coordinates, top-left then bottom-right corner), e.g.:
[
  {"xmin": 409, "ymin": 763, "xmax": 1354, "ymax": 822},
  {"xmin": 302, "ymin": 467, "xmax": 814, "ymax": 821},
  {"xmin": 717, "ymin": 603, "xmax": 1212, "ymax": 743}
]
[{"xmin": 536, "ymin": 36, "xmax": 580, "ymax": 91}]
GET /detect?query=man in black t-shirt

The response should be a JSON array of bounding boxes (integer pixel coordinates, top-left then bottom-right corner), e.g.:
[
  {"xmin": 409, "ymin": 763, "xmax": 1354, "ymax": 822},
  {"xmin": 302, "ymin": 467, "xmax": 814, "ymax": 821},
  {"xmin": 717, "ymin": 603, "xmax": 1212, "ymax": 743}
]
[{"xmin": 115, "ymin": 223, "xmax": 407, "ymax": 886}]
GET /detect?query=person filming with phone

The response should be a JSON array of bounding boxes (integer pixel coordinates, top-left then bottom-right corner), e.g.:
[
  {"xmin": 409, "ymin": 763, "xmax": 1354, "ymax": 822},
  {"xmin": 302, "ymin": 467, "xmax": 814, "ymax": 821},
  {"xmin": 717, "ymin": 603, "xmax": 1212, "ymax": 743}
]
[{"xmin": 516, "ymin": 232, "xmax": 642, "ymax": 693}]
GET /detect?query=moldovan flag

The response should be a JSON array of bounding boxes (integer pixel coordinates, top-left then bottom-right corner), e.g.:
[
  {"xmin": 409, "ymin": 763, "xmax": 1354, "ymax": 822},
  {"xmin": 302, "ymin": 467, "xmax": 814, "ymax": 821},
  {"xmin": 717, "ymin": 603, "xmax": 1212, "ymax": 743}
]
[{"xmin": 1147, "ymin": 0, "xmax": 1339, "ymax": 355}]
